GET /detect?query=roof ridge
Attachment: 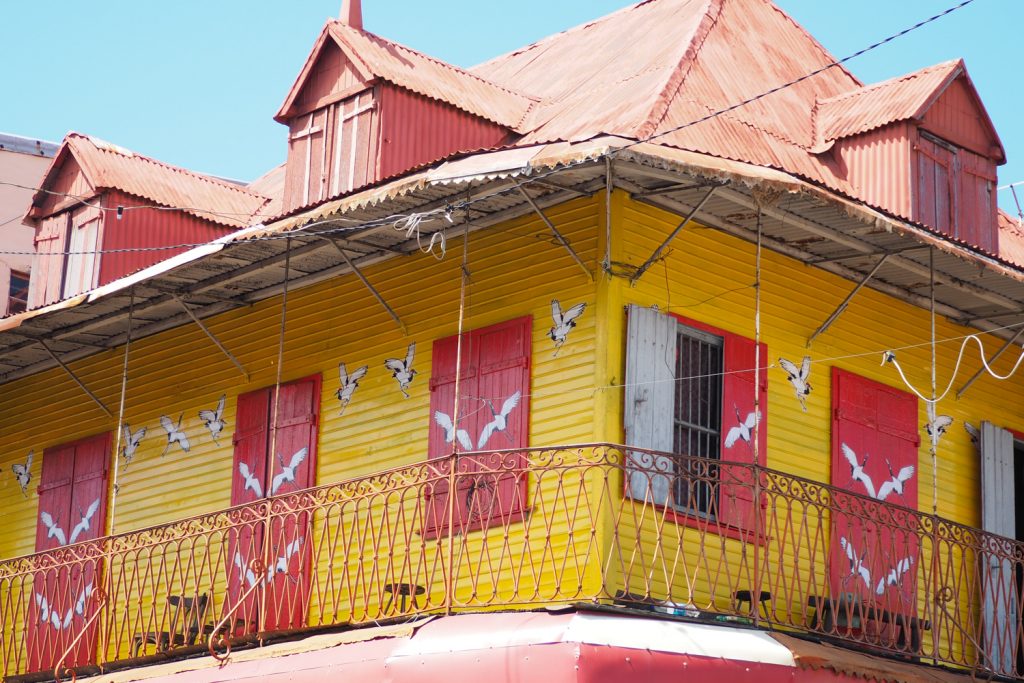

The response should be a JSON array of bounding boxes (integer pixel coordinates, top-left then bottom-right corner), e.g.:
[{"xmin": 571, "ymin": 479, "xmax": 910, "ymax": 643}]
[
  {"xmin": 330, "ymin": 22, "xmax": 537, "ymax": 104},
  {"xmin": 68, "ymin": 133, "xmax": 268, "ymax": 200},
  {"xmin": 817, "ymin": 59, "xmax": 962, "ymax": 107}
]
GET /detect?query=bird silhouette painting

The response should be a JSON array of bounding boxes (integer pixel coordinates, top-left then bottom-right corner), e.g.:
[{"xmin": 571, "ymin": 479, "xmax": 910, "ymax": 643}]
[
  {"xmin": 549, "ymin": 299, "xmax": 586, "ymax": 357},
  {"xmin": 925, "ymin": 412, "xmax": 953, "ymax": 447},
  {"xmin": 68, "ymin": 498, "xmax": 100, "ymax": 544},
  {"xmin": 435, "ymin": 410, "xmax": 473, "ymax": 452},
  {"xmin": 778, "ymin": 356, "xmax": 812, "ymax": 412},
  {"xmin": 35, "ymin": 593, "xmax": 72, "ymax": 631},
  {"xmin": 39, "ymin": 511, "xmax": 67, "ymax": 546},
  {"xmin": 875, "ymin": 556, "xmax": 914, "ymax": 594},
  {"xmin": 198, "ymin": 395, "xmax": 227, "ymax": 444},
  {"xmin": 160, "ymin": 414, "xmax": 190, "ymax": 456},
  {"xmin": 876, "ymin": 459, "xmax": 915, "ymax": 502},
  {"xmin": 839, "ymin": 536, "xmax": 872, "ymax": 591},
  {"xmin": 336, "ymin": 363, "xmax": 368, "ymax": 415},
  {"xmin": 238, "ymin": 462, "xmax": 263, "ymax": 498},
  {"xmin": 478, "ymin": 391, "xmax": 521, "ymax": 449},
  {"xmin": 10, "ymin": 450, "xmax": 33, "ymax": 497},
  {"xmin": 384, "ymin": 343, "xmax": 416, "ymax": 398},
  {"xmin": 234, "ymin": 537, "xmax": 303, "ymax": 588},
  {"xmin": 270, "ymin": 447, "xmax": 309, "ymax": 495},
  {"xmin": 724, "ymin": 407, "xmax": 760, "ymax": 450},
  {"xmin": 841, "ymin": 443, "xmax": 876, "ymax": 499},
  {"xmin": 121, "ymin": 424, "xmax": 146, "ymax": 470},
  {"xmin": 74, "ymin": 582, "xmax": 94, "ymax": 618}
]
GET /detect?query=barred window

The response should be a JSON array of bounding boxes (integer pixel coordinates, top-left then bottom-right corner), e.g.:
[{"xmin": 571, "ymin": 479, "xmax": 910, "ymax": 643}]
[{"xmin": 673, "ymin": 324, "xmax": 722, "ymax": 514}]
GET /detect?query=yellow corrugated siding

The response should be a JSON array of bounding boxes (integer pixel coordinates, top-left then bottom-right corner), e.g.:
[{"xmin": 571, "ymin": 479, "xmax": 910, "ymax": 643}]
[{"xmin": 0, "ymin": 196, "xmax": 600, "ymax": 566}]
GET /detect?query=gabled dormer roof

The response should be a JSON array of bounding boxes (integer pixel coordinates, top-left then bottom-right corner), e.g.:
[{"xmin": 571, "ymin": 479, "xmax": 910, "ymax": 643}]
[
  {"xmin": 274, "ymin": 21, "xmax": 535, "ymax": 130},
  {"xmin": 812, "ymin": 59, "xmax": 1005, "ymax": 161},
  {"xmin": 27, "ymin": 133, "xmax": 270, "ymax": 228}
]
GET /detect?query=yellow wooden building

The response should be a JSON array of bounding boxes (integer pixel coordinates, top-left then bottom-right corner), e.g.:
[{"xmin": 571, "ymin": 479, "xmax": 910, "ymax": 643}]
[{"xmin": 1, "ymin": 1, "xmax": 1022, "ymax": 682}]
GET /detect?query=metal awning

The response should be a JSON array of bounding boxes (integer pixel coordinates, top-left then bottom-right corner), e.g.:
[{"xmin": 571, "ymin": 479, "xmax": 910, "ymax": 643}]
[{"xmin": 3, "ymin": 137, "xmax": 1024, "ymax": 386}]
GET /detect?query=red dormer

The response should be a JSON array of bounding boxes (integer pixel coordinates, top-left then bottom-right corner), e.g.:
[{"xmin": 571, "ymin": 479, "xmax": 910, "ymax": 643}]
[
  {"xmin": 274, "ymin": 3, "xmax": 531, "ymax": 214},
  {"xmin": 814, "ymin": 60, "xmax": 1005, "ymax": 253}
]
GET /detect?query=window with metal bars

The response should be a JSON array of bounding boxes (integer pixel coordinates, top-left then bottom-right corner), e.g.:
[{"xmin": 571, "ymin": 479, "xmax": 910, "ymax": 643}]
[{"xmin": 672, "ymin": 324, "xmax": 723, "ymax": 514}]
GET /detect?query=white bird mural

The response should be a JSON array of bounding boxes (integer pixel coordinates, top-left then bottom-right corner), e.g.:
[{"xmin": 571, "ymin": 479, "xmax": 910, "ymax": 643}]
[
  {"xmin": 841, "ymin": 443, "xmax": 876, "ymax": 499},
  {"xmin": 74, "ymin": 582, "xmax": 94, "ymax": 618},
  {"xmin": 121, "ymin": 425, "xmax": 146, "ymax": 470},
  {"xmin": 839, "ymin": 536, "xmax": 872, "ymax": 590},
  {"xmin": 233, "ymin": 538, "xmax": 303, "ymax": 588},
  {"xmin": 778, "ymin": 356, "xmax": 812, "ymax": 412},
  {"xmin": 160, "ymin": 414, "xmax": 190, "ymax": 456},
  {"xmin": 875, "ymin": 556, "xmax": 914, "ymax": 594},
  {"xmin": 39, "ymin": 511, "xmax": 67, "ymax": 546},
  {"xmin": 35, "ymin": 593, "xmax": 72, "ymax": 630},
  {"xmin": 238, "ymin": 462, "xmax": 263, "ymax": 498},
  {"xmin": 876, "ymin": 459, "xmax": 915, "ymax": 502},
  {"xmin": 270, "ymin": 447, "xmax": 309, "ymax": 495},
  {"xmin": 724, "ymin": 407, "xmax": 760, "ymax": 450},
  {"xmin": 198, "ymin": 395, "xmax": 227, "ymax": 444},
  {"xmin": 925, "ymin": 412, "xmax": 953, "ymax": 446},
  {"xmin": 68, "ymin": 498, "xmax": 100, "ymax": 545},
  {"xmin": 336, "ymin": 363, "xmax": 368, "ymax": 415},
  {"xmin": 233, "ymin": 552, "xmax": 261, "ymax": 589},
  {"xmin": 384, "ymin": 343, "xmax": 417, "ymax": 398},
  {"xmin": 549, "ymin": 299, "xmax": 586, "ymax": 357},
  {"xmin": 11, "ymin": 450, "xmax": 33, "ymax": 497},
  {"xmin": 478, "ymin": 391, "xmax": 522, "ymax": 449},
  {"xmin": 435, "ymin": 410, "xmax": 473, "ymax": 452}
]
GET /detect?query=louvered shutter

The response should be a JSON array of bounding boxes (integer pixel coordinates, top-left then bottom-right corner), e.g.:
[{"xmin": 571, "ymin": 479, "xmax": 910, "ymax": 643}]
[
  {"xmin": 426, "ymin": 331, "xmax": 473, "ymax": 533},
  {"xmin": 717, "ymin": 331, "xmax": 768, "ymax": 531},
  {"xmin": 980, "ymin": 421, "xmax": 1017, "ymax": 676},
  {"xmin": 28, "ymin": 433, "xmax": 110, "ymax": 673},
  {"xmin": 623, "ymin": 305, "xmax": 676, "ymax": 506},
  {"xmin": 28, "ymin": 215, "xmax": 68, "ymax": 309}
]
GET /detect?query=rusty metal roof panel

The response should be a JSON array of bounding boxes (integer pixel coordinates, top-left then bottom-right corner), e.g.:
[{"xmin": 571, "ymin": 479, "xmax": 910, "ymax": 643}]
[
  {"xmin": 39, "ymin": 133, "xmax": 271, "ymax": 228},
  {"xmin": 813, "ymin": 60, "xmax": 962, "ymax": 149}
]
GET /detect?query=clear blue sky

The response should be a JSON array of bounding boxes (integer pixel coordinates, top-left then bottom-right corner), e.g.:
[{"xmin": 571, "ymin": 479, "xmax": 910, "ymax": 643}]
[{"xmin": 2, "ymin": 1, "xmax": 1020, "ymax": 213}]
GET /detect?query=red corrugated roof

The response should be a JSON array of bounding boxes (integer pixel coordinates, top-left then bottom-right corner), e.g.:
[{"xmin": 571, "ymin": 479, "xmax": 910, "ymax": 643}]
[
  {"xmin": 813, "ymin": 60, "xmax": 961, "ymax": 150},
  {"xmin": 35, "ymin": 133, "xmax": 270, "ymax": 228},
  {"xmin": 998, "ymin": 208, "xmax": 1024, "ymax": 269},
  {"xmin": 247, "ymin": 162, "xmax": 285, "ymax": 222}
]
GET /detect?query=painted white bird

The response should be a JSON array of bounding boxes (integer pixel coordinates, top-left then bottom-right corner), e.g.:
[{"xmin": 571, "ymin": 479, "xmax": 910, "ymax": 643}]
[
  {"xmin": 875, "ymin": 556, "xmax": 914, "ymax": 594},
  {"xmin": 269, "ymin": 538, "xmax": 303, "ymax": 583},
  {"xmin": 198, "ymin": 395, "xmax": 227, "ymax": 444},
  {"xmin": 74, "ymin": 582, "xmax": 94, "ymax": 617},
  {"xmin": 549, "ymin": 299, "xmax": 586, "ymax": 356},
  {"xmin": 160, "ymin": 414, "xmax": 190, "ymax": 456},
  {"xmin": 965, "ymin": 421, "xmax": 980, "ymax": 446},
  {"xmin": 270, "ymin": 447, "xmax": 309, "ymax": 495},
  {"xmin": 52, "ymin": 606, "xmax": 72, "ymax": 631},
  {"xmin": 336, "ymin": 363, "xmax": 368, "ymax": 415},
  {"xmin": 839, "ymin": 536, "xmax": 872, "ymax": 590},
  {"xmin": 925, "ymin": 413, "xmax": 954, "ymax": 446},
  {"xmin": 36, "ymin": 591, "xmax": 71, "ymax": 630},
  {"xmin": 384, "ymin": 343, "xmax": 417, "ymax": 398},
  {"xmin": 778, "ymin": 356, "xmax": 812, "ymax": 412},
  {"xmin": 39, "ymin": 511, "xmax": 67, "ymax": 546},
  {"xmin": 724, "ymin": 407, "xmax": 760, "ymax": 450},
  {"xmin": 11, "ymin": 450, "xmax": 33, "ymax": 498},
  {"xmin": 68, "ymin": 497, "xmax": 100, "ymax": 544},
  {"xmin": 841, "ymin": 443, "xmax": 876, "ymax": 499},
  {"xmin": 238, "ymin": 462, "xmax": 263, "ymax": 498},
  {"xmin": 435, "ymin": 410, "xmax": 473, "ymax": 452},
  {"xmin": 35, "ymin": 593, "xmax": 53, "ymax": 626},
  {"xmin": 233, "ymin": 552, "xmax": 260, "ymax": 589},
  {"xmin": 478, "ymin": 391, "xmax": 522, "ymax": 449},
  {"xmin": 876, "ymin": 460, "xmax": 915, "ymax": 502},
  {"xmin": 121, "ymin": 425, "xmax": 146, "ymax": 470}
]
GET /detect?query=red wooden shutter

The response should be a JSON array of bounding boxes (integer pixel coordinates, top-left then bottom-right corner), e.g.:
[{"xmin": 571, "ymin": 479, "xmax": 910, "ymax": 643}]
[
  {"xmin": 426, "ymin": 331, "xmax": 474, "ymax": 532},
  {"xmin": 831, "ymin": 369, "xmax": 919, "ymax": 618},
  {"xmin": 28, "ymin": 215, "xmax": 68, "ymax": 309},
  {"xmin": 469, "ymin": 317, "xmax": 531, "ymax": 528},
  {"xmin": 28, "ymin": 433, "xmax": 110, "ymax": 673},
  {"xmin": 717, "ymin": 331, "xmax": 768, "ymax": 531}
]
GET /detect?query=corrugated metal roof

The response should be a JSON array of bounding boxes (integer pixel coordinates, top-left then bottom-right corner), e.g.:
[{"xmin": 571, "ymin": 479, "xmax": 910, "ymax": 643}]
[
  {"xmin": 247, "ymin": 162, "xmax": 285, "ymax": 221},
  {"xmin": 998, "ymin": 208, "xmax": 1024, "ymax": 269},
  {"xmin": 813, "ymin": 60, "xmax": 962, "ymax": 150},
  {"xmin": 30, "ymin": 133, "xmax": 270, "ymax": 228}
]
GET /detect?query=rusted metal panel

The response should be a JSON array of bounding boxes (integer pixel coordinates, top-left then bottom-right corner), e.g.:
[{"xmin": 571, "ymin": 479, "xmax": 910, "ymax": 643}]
[
  {"xmin": 832, "ymin": 123, "xmax": 913, "ymax": 221},
  {"xmin": 291, "ymin": 40, "xmax": 368, "ymax": 117},
  {"xmin": 921, "ymin": 74, "xmax": 1002, "ymax": 160},
  {"xmin": 377, "ymin": 85, "xmax": 510, "ymax": 182},
  {"xmin": 98, "ymin": 189, "xmax": 230, "ymax": 286}
]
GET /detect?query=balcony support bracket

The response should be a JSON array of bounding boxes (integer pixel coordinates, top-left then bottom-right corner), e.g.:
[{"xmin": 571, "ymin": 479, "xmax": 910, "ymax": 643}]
[
  {"xmin": 38, "ymin": 340, "xmax": 112, "ymax": 417},
  {"xmin": 807, "ymin": 254, "xmax": 890, "ymax": 347},
  {"xmin": 173, "ymin": 295, "xmax": 249, "ymax": 380},
  {"xmin": 517, "ymin": 185, "xmax": 593, "ymax": 282},
  {"xmin": 630, "ymin": 185, "xmax": 718, "ymax": 285},
  {"xmin": 329, "ymin": 239, "xmax": 407, "ymax": 334}
]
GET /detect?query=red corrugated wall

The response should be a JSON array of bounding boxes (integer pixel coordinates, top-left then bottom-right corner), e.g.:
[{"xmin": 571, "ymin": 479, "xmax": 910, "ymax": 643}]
[
  {"xmin": 98, "ymin": 190, "xmax": 230, "ymax": 285},
  {"xmin": 832, "ymin": 123, "xmax": 914, "ymax": 222}
]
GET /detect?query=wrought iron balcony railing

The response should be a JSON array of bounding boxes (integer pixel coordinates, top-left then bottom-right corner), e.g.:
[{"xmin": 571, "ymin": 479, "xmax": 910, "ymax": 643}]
[{"xmin": 0, "ymin": 444, "xmax": 1020, "ymax": 680}]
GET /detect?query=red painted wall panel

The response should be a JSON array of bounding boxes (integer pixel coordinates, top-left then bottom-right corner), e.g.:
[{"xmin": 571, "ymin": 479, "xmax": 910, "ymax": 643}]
[
  {"xmin": 98, "ymin": 190, "xmax": 230, "ymax": 285},
  {"xmin": 831, "ymin": 123, "xmax": 913, "ymax": 221},
  {"xmin": 921, "ymin": 78, "xmax": 995, "ymax": 159}
]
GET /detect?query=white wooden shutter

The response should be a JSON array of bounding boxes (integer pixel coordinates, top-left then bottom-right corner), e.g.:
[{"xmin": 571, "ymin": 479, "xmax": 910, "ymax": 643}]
[
  {"xmin": 624, "ymin": 305, "xmax": 676, "ymax": 505},
  {"xmin": 980, "ymin": 421, "xmax": 1016, "ymax": 675}
]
